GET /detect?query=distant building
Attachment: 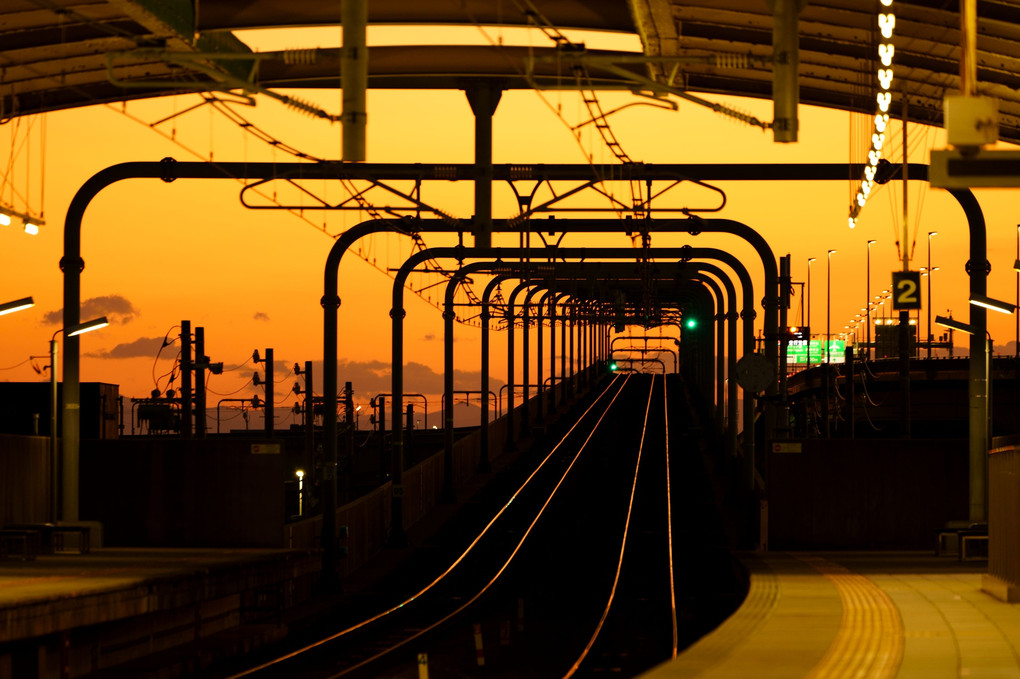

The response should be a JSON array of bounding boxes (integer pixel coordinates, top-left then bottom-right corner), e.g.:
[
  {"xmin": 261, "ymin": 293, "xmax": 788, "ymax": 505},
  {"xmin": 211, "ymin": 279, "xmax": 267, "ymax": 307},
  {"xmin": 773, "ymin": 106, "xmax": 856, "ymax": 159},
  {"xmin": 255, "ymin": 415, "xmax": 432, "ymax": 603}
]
[{"xmin": 0, "ymin": 382, "xmax": 119, "ymax": 438}]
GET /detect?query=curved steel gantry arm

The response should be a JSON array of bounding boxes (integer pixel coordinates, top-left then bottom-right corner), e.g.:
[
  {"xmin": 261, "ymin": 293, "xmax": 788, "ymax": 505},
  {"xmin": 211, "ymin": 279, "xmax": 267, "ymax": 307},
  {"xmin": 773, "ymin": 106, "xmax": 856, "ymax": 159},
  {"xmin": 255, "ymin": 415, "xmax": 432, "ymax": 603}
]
[
  {"xmin": 611, "ymin": 343, "xmax": 679, "ymax": 373},
  {"xmin": 688, "ymin": 273, "xmax": 727, "ymax": 434},
  {"xmin": 392, "ymin": 247, "xmax": 745, "ymax": 543},
  {"xmin": 550, "ymin": 291, "xmax": 572, "ymax": 411},
  {"xmin": 688, "ymin": 264, "xmax": 741, "ymax": 462},
  {"xmin": 506, "ymin": 279, "xmax": 537, "ymax": 443},
  {"xmin": 480, "ymin": 273, "xmax": 514, "ymax": 470},
  {"xmin": 681, "ymin": 250, "xmax": 755, "ymax": 485},
  {"xmin": 948, "ymin": 188, "xmax": 988, "ymax": 524},
  {"xmin": 61, "ymin": 161, "xmax": 989, "ymax": 578},
  {"xmin": 426, "ymin": 255, "xmax": 752, "ymax": 510},
  {"xmin": 522, "ymin": 284, "xmax": 550, "ymax": 429}
]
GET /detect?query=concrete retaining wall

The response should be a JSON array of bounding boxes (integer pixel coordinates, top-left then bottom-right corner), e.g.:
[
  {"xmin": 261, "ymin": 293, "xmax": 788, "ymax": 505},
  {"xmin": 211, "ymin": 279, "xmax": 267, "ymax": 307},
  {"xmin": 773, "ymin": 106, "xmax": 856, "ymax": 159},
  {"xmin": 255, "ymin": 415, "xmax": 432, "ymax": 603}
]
[{"xmin": 768, "ymin": 438, "xmax": 968, "ymax": 549}]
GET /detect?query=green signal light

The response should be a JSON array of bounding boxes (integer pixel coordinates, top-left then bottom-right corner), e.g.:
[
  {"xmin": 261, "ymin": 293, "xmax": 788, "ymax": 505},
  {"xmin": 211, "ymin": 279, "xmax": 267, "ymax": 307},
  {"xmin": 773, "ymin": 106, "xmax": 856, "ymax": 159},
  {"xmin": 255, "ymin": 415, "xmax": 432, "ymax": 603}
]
[
  {"xmin": 685, "ymin": 318, "xmax": 698, "ymax": 329},
  {"xmin": 609, "ymin": 362, "xmax": 618, "ymax": 371}
]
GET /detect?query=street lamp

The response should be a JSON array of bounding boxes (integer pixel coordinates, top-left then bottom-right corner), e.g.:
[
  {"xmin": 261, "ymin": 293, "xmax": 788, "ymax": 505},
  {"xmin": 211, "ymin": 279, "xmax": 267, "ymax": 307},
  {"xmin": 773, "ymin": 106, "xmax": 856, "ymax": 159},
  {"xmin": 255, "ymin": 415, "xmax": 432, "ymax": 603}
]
[
  {"xmin": 0, "ymin": 296, "xmax": 34, "ymax": 315},
  {"xmin": 827, "ymin": 250, "xmax": 836, "ymax": 363},
  {"xmin": 866, "ymin": 240, "xmax": 876, "ymax": 360},
  {"xmin": 51, "ymin": 316, "xmax": 108, "ymax": 522},
  {"xmin": 970, "ymin": 293, "xmax": 1016, "ymax": 315},
  {"xmin": 927, "ymin": 232, "xmax": 937, "ymax": 358},
  {"xmin": 807, "ymin": 257, "xmax": 817, "ymax": 367},
  {"xmin": 937, "ymin": 314, "xmax": 995, "ymax": 455}
]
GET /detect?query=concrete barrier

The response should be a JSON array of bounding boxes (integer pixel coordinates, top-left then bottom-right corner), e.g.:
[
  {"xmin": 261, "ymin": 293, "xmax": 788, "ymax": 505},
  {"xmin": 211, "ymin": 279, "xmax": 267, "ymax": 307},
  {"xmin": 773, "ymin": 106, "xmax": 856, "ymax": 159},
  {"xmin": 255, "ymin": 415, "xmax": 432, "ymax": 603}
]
[{"xmin": 985, "ymin": 435, "xmax": 1020, "ymax": 601}]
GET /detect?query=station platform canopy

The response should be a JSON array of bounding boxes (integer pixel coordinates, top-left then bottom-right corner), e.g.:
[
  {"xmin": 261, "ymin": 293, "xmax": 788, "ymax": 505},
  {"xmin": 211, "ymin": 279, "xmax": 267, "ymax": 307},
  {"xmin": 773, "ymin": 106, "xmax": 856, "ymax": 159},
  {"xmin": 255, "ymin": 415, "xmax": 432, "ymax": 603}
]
[{"xmin": 2, "ymin": 0, "xmax": 1020, "ymax": 144}]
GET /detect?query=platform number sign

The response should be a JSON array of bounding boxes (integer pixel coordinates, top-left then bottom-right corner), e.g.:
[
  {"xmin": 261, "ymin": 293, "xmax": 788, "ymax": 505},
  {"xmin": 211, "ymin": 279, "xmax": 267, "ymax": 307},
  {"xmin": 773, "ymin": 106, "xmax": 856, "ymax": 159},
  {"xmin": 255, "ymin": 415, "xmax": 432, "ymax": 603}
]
[{"xmin": 892, "ymin": 271, "xmax": 922, "ymax": 310}]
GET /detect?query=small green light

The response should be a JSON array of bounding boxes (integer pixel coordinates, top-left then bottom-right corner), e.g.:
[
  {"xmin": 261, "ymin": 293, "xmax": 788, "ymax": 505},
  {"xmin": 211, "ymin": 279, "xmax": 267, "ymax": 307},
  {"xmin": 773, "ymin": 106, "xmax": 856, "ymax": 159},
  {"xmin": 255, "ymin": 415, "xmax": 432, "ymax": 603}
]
[
  {"xmin": 609, "ymin": 362, "xmax": 618, "ymax": 371},
  {"xmin": 685, "ymin": 318, "xmax": 698, "ymax": 329}
]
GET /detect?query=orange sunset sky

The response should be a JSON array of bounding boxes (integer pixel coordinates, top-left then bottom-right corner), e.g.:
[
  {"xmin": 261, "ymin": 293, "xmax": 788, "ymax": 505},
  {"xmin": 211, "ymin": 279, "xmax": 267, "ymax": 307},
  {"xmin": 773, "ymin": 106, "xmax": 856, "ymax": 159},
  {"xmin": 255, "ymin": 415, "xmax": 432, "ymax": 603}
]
[{"xmin": 2, "ymin": 26, "xmax": 1019, "ymax": 428}]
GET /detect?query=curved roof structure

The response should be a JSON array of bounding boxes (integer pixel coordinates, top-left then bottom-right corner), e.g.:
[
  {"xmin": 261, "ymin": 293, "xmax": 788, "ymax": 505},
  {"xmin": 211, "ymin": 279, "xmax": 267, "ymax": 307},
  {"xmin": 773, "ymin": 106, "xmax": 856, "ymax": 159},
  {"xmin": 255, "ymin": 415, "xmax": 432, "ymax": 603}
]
[{"xmin": 2, "ymin": 0, "xmax": 1019, "ymax": 143}]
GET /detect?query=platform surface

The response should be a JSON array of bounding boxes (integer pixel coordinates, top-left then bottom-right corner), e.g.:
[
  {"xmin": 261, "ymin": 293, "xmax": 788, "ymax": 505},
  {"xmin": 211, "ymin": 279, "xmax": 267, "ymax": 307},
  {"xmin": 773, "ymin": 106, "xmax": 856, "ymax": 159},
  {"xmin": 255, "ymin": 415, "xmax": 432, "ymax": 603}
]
[
  {"xmin": 0, "ymin": 547, "xmax": 312, "ymax": 642},
  {"xmin": 645, "ymin": 551, "xmax": 1018, "ymax": 678}
]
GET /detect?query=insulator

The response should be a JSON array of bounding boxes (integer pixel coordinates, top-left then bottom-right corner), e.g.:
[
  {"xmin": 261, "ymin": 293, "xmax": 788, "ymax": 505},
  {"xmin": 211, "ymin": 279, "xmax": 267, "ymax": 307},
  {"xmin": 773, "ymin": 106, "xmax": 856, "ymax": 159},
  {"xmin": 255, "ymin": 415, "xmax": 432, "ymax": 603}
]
[
  {"xmin": 282, "ymin": 95, "xmax": 330, "ymax": 120},
  {"xmin": 283, "ymin": 48, "xmax": 317, "ymax": 65}
]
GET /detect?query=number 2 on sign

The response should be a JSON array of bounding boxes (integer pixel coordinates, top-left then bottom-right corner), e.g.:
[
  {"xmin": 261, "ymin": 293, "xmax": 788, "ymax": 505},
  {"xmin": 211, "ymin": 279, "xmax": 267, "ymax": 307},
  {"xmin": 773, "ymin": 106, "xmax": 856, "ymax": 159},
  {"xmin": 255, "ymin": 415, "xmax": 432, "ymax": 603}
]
[
  {"xmin": 896, "ymin": 278, "xmax": 918, "ymax": 305},
  {"xmin": 892, "ymin": 271, "xmax": 922, "ymax": 310}
]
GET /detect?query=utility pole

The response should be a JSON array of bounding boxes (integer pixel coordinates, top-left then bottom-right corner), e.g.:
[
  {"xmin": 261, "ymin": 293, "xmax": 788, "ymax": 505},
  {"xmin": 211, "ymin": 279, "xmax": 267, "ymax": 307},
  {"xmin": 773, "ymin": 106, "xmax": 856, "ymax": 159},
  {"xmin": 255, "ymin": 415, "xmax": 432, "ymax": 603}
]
[
  {"xmin": 265, "ymin": 348, "xmax": 274, "ymax": 438},
  {"xmin": 195, "ymin": 326, "xmax": 206, "ymax": 439},
  {"xmin": 181, "ymin": 320, "xmax": 192, "ymax": 438}
]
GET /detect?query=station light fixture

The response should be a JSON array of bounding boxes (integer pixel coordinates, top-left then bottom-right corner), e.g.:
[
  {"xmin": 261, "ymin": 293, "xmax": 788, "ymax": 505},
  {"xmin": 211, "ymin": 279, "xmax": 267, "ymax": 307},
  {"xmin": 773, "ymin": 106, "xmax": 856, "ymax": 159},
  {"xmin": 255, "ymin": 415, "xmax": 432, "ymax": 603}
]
[
  {"xmin": 65, "ymin": 316, "xmax": 109, "ymax": 336},
  {"xmin": 0, "ymin": 296, "xmax": 35, "ymax": 316},
  {"xmin": 0, "ymin": 206, "xmax": 45, "ymax": 232},
  {"xmin": 935, "ymin": 315, "xmax": 974, "ymax": 335},
  {"xmin": 969, "ymin": 293, "xmax": 1016, "ymax": 315},
  {"xmin": 848, "ymin": 0, "xmax": 897, "ymax": 229}
]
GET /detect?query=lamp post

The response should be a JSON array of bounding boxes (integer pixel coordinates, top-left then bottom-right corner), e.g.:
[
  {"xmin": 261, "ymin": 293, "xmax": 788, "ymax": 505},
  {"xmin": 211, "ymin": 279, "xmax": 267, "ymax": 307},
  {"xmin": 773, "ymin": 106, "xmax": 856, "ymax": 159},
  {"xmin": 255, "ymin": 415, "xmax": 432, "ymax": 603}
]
[
  {"xmin": 0, "ymin": 296, "xmax": 34, "ymax": 316},
  {"xmin": 827, "ymin": 250, "xmax": 836, "ymax": 363},
  {"xmin": 866, "ymin": 240, "xmax": 876, "ymax": 360},
  {"xmin": 807, "ymin": 257, "xmax": 816, "ymax": 367},
  {"xmin": 927, "ymin": 231, "xmax": 938, "ymax": 358},
  {"xmin": 51, "ymin": 316, "xmax": 108, "ymax": 522}
]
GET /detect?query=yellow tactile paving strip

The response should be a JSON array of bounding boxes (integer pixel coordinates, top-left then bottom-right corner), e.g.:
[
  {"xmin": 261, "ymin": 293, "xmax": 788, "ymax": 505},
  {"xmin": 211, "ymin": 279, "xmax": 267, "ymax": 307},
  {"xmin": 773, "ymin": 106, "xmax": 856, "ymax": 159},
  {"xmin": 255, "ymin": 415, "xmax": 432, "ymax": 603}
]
[
  {"xmin": 649, "ymin": 556, "xmax": 781, "ymax": 677},
  {"xmin": 642, "ymin": 552, "xmax": 1020, "ymax": 679},
  {"xmin": 800, "ymin": 556, "xmax": 902, "ymax": 679}
]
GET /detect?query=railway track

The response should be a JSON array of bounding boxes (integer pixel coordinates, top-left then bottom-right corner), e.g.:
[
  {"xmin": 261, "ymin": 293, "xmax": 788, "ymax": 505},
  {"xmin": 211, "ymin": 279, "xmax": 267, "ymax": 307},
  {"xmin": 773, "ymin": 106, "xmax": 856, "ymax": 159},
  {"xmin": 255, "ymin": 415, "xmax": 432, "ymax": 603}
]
[{"xmin": 217, "ymin": 373, "xmax": 744, "ymax": 679}]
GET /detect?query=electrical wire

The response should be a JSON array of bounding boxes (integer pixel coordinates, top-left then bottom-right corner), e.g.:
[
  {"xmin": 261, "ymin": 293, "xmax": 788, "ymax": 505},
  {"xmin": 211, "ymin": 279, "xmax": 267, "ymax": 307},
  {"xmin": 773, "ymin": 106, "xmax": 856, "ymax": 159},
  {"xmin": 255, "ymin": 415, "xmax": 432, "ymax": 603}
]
[
  {"xmin": 206, "ymin": 377, "xmax": 254, "ymax": 397},
  {"xmin": 221, "ymin": 355, "xmax": 253, "ymax": 372},
  {"xmin": 0, "ymin": 357, "xmax": 32, "ymax": 370},
  {"xmin": 151, "ymin": 326, "xmax": 180, "ymax": 389}
]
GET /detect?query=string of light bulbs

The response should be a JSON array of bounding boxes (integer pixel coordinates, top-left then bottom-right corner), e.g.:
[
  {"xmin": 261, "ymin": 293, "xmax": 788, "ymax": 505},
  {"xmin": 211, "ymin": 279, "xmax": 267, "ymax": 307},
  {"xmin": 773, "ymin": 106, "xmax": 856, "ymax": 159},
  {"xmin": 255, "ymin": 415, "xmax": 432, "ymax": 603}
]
[{"xmin": 848, "ymin": 0, "xmax": 895, "ymax": 229}]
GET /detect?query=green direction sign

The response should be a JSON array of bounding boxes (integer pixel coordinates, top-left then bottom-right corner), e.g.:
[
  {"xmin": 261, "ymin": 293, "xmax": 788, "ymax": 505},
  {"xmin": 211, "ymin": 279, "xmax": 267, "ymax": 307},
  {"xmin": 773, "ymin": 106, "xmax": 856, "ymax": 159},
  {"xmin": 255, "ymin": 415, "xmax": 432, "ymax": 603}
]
[{"xmin": 787, "ymin": 339, "xmax": 845, "ymax": 364}]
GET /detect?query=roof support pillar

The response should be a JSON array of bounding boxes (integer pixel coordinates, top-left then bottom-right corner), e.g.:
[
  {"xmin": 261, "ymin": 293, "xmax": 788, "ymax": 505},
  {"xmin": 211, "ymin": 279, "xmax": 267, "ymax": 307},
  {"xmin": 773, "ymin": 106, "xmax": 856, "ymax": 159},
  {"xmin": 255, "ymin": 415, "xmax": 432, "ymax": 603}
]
[
  {"xmin": 770, "ymin": 0, "xmax": 803, "ymax": 142},
  {"xmin": 466, "ymin": 84, "xmax": 503, "ymax": 248},
  {"xmin": 342, "ymin": 0, "xmax": 367, "ymax": 161}
]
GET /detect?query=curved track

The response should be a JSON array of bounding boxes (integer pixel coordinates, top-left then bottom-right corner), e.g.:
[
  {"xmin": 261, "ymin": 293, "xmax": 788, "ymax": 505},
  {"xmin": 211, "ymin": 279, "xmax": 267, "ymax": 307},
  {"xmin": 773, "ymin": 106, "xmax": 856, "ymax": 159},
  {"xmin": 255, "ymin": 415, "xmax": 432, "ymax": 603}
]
[{"xmin": 219, "ymin": 373, "xmax": 743, "ymax": 679}]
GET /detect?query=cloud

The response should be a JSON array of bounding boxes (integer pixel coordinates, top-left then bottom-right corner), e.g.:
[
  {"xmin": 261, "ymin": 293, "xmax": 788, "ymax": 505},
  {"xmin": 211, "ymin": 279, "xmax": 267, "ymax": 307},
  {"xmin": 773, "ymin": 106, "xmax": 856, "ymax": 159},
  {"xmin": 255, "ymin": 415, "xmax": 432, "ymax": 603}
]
[
  {"xmin": 43, "ymin": 294, "xmax": 138, "ymax": 325},
  {"xmin": 327, "ymin": 359, "xmax": 505, "ymax": 397},
  {"xmin": 86, "ymin": 336, "xmax": 166, "ymax": 359},
  {"xmin": 254, "ymin": 312, "xmax": 270, "ymax": 321}
]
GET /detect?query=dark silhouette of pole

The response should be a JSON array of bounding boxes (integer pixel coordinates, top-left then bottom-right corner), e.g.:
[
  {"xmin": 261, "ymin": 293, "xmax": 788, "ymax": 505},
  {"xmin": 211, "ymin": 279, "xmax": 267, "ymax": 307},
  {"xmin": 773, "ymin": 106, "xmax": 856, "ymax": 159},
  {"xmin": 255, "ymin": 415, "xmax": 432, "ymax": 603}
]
[
  {"xmin": 304, "ymin": 360, "xmax": 314, "ymax": 479},
  {"xmin": 181, "ymin": 321, "xmax": 192, "ymax": 438},
  {"xmin": 928, "ymin": 232, "xmax": 937, "ymax": 358},
  {"xmin": 195, "ymin": 326, "xmax": 206, "ymax": 439},
  {"xmin": 807, "ymin": 258, "xmax": 815, "ymax": 368},
  {"xmin": 265, "ymin": 348, "xmax": 274, "ymax": 439},
  {"xmin": 826, "ymin": 251, "xmax": 836, "ymax": 363},
  {"xmin": 867, "ymin": 241, "xmax": 876, "ymax": 360}
]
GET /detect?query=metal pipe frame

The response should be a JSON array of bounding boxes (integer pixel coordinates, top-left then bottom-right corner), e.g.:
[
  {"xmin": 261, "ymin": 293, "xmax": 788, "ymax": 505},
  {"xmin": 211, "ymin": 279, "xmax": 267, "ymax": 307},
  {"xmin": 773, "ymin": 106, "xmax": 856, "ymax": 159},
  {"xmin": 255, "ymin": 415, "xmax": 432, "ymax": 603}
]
[
  {"xmin": 62, "ymin": 160, "xmax": 983, "ymax": 584},
  {"xmin": 611, "ymin": 346, "xmax": 678, "ymax": 373},
  {"xmin": 413, "ymin": 255, "xmax": 751, "ymax": 520}
]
